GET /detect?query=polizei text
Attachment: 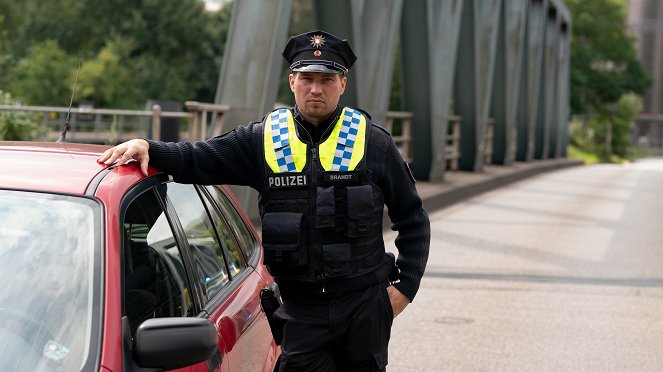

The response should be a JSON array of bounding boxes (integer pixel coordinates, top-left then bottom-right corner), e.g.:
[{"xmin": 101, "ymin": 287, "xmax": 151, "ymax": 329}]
[{"xmin": 268, "ymin": 174, "xmax": 309, "ymax": 188}]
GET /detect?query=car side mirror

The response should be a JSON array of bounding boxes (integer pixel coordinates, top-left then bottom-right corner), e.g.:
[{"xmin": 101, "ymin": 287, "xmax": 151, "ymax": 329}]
[{"xmin": 133, "ymin": 318, "xmax": 219, "ymax": 370}]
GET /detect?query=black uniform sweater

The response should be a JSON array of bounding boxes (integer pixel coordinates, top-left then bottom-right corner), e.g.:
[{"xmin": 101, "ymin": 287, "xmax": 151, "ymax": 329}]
[{"xmin": 146, "ymin": 105, "xmax": 430, "ymax": 302}]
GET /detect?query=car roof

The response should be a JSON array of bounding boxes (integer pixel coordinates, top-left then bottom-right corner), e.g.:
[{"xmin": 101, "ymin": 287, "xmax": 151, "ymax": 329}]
[{"xmin": 0, "ymin": 141, "xmax": 114, "ymax": 195}]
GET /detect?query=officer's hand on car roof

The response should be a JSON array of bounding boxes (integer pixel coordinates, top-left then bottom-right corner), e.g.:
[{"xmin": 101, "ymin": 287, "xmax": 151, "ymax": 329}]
[{"xmin": 97, "ymin": 139, "xmax": 150, "ymax": 176}]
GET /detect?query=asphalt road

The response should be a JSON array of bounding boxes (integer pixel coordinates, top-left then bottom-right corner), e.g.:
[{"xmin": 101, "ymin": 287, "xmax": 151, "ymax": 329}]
[{"xmin": 386, "ymin": 158, "xmax": 663, "ymax": 372}]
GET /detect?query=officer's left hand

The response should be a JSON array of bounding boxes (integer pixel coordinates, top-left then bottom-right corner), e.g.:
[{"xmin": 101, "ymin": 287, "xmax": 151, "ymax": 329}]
[{"xmin": 386, "ymin": 286, "xmax": 409, "ymax": 319}]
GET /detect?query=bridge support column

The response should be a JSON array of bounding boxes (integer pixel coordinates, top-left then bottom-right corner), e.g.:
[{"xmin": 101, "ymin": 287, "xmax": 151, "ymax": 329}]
[
  {"xmin": 214, "ymin": 0, "xmax": 293, "ymax": 215},
  {"xmin": 491, "ymin": 0, "xmax": 527, "ymax": 165},
  {"xmin": 517, "ymin": 0, "xmax": 547, "ymax": 161},
  {"xmin": 316, "ymin": 1, "xmax": 402, "ymax": 127},
  {"xmin": 356, "ymin": 0, "xmax": 403, "ymax": 126},
  {"xmin": 455, "ymin": 0, "xmax": 503, "ymax": 172},
  {"xmin": 402, "ymin": 0, "xmax": 432, "ymax": 178},
  {"xmin": 214, "ymin": 0, "xmax": 292, "ymax": 128},
  {"xmin": 314, "ymin": 0, "xmax": 359, "ymax": 107},
  {"xmin": 428, "ymin": 0, "xmax": 465, "ymax": 180},
  {"xmin": 536, "ymin": 6, "xmax": 559, "ymax": 159},
  {"xmin": 556, "ymin": 22, "xmax": 571, "ymax": 157}
]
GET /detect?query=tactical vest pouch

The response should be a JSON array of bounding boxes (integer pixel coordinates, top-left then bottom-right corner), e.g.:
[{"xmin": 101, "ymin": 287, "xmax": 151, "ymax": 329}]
[
  {"xmin": 262, "ymin": 212, "xmax": 307, "ymax": 267},
  {"xmin": 346, "ymin": 185, "xmax": 374, "ymax": 237},
  {"xmin": 315, "ymin": 186, "xmax": 336, "ymax": 228},
  {"xmin": 322, "ymin": 243, "xmax": 352, "ymax": 277}
]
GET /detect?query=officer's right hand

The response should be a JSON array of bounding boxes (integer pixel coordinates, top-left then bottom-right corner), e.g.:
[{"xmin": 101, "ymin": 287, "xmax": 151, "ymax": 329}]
[{"xmin": 97, "ymin": 139, "xmax": 150, "ymax": 176}]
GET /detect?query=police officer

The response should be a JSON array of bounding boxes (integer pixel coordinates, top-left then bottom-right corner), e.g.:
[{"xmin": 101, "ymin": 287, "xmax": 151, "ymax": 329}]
[{"xmin": 98, "ymin": 30, "xmax": 430, "ymax": 372}]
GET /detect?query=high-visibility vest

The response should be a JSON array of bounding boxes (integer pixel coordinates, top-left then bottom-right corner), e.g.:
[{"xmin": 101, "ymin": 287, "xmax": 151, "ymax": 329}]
[
  {"xmin": 263, "ymin": 107, "xmax": 367, "ymax": 173},
  {"xmin": 259, "ymin": 107, "xmax": 385, "ymax": 282}
]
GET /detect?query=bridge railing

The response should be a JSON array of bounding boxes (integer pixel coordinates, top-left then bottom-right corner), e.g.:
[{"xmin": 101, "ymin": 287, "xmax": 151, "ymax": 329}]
[
  {"xmin": 383, "ymin": 112, "xmax": 465, "ymax": 171},
  {"xmin": 446, "ymin": 115, "xmax": 462, "ymax": 170},
  {"xmin": 0, "ymin": 104, "xmax": 482, "ymax": 172},
  {"xmin": 183, "ymin": 101, "xmax": 230, "ymax": 141},
  {"xmin": 485, "ymin": 118, "xmax": 494, "ymax": 164},
  {"xmin": 385, "ymin": 111, "xmax": 413, "ymax": 163},
  {"xmin": 0, "ymin": 102, "xmax": 230, "ymax": 144}
]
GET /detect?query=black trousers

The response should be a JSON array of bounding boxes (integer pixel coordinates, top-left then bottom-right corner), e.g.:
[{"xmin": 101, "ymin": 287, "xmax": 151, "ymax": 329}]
[{"xmin": 274, "ymin": 281, "xmax": 394, "ymax": 372}]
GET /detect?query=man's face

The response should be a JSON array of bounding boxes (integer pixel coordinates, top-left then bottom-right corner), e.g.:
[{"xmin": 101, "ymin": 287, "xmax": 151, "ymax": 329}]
[{"xmin": 289, "ymin": 71, "xmax": 347, "ymax": 125}]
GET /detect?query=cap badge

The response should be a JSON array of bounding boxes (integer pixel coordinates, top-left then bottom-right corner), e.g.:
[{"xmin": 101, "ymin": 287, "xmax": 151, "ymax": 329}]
[{"xmin": 310, "ymin": 34, "xmax": 326, "ymax": 48}]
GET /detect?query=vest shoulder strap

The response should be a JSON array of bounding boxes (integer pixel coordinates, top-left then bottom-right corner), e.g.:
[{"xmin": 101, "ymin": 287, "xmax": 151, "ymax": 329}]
[
  {"xmin": 263, "ymin": 109, "xmax": 307, "ymax": 173},
  {"xmin": 319, "ymin": 107, "xmax": 368, "ymax": 172}
]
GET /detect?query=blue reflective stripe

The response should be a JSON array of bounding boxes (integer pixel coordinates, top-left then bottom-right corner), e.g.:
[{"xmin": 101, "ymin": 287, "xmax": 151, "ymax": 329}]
[
  {"xmin": 269, "ymin": 109, "xmax": 296, "ymax": 172},
  {"xmin": 331, "ymin": 108, "xmax": 362, "ymax": 171}
]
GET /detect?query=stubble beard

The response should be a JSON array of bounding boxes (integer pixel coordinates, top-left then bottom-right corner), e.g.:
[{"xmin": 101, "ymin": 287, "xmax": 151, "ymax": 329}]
[{"xmin": 300, "ymin": 101, "xmax": 334, "ymax": 125}]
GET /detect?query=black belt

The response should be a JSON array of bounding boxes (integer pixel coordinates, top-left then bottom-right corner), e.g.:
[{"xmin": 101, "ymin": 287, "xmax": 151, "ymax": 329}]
[{"xmin": 280, "ymin": 285, "xmax": 364, "ymax": 301}]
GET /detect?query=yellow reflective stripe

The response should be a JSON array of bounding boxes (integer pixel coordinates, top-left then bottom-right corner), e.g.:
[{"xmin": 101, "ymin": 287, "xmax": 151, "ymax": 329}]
[
  {"xmin": 264, "ymin": 114, "xmax": 279, "ymax": 173},
  {"xmin": 346, "ymin": 109, "xmax": 366, "ymax": 171},
  {"xmin": 288, "ymin": 116, "xmax": 307, "ymax": 171},
  {"xmin": 263, "ymin": 110, "xmax": 307, "ymax": 173},
  {"xmin": 319, "ymin": 107, "xmax": 367, "ymax": 171}
]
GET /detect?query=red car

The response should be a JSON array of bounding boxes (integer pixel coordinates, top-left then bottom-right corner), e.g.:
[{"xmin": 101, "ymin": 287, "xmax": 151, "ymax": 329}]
[{"xmin": 0, "ymin": 141, "xmax": 280, "ymax": 372}]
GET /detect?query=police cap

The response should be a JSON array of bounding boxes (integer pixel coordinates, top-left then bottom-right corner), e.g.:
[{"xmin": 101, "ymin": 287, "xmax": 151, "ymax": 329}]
[{"xmin": 282, "ymin": 30, "xmax": 357, "ymax": 75}]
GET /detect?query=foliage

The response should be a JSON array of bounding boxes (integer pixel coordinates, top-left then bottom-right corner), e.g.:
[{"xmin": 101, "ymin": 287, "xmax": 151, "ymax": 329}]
[
  {"xmin": 0, "ymin": 0, "xmax": 232, "ymax": 108},
  {"xmin": 567, "ymin": 144, "xmax": 601, "ymax": 165},
  {"xmin": 0, "ymin": 91, "xmax": 43, "ymax": 140},
  {"xmin": 567, "ymin": 0, "xmax": 651, "ymax": 116},
  {"xmin": 7, "ymin": 40, "xmax": 75, "ymax": 106},
  {"xmin": 0, "ymin": 14, "xmax": 11, "ymax": 87},
  {"xmin": 569, "ymin": 93, "xmax": 643, "ymax": 162},
  {"xmin": 566, "ymin": 0, "xmax": 651, "ymax": 162},
  {"xmin": 75, "ymin": 38, "xmax": 138, "ymax": 108}
]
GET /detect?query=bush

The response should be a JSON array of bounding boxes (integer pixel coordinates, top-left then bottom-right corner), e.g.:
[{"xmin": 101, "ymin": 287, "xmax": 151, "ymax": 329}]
[
  {"xmin": 0, "ymin": 90, "xmax": 43, "ymax": 140},
  {"xmin": 569, "ymin": 93, "xmax": 643, "ymax": 162}
]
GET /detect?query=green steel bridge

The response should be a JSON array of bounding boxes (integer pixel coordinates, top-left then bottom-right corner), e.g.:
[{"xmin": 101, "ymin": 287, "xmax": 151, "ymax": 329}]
[{"xmin": 215, "ymin": 0, "xmax": 570, "ymax": 180}]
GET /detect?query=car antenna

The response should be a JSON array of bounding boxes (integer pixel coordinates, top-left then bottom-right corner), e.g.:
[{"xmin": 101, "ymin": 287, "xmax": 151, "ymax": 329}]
[{"xmin": 57, "ymin": 59, "xmax": 81, "ymax": 143}]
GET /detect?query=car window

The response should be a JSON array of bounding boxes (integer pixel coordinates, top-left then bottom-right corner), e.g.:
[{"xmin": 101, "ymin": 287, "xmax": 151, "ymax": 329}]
[
  {"xmin": 0, "ymin": 190, "xmax": 99, "ymax": 372},
  {"xmin": 199, "ymin": 186, "xmax": 248, "ymax": 279},
  {"xmin": 205, "ymin": 185, "xmax": 258, "ymax": 263},
  {"xmin": 165, "ymin": 183, "xmax": 230, "ymax": 300},
  {"xmin": 122, "ymin": 188, "xmax": 193, "ymax": 335}
]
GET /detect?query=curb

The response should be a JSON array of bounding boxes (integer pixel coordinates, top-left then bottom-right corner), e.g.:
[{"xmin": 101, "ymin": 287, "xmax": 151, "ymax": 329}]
[
  {"xmin": 383, "ymin": 158, "xmax": 583, "ymax": 231},
  {"xmin": 421, "ymin": 159, "xmax": 583, "ymax": 212}
]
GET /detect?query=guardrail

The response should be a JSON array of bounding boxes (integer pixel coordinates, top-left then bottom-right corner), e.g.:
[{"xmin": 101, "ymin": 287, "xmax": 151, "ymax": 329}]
[
  {"xmin": 509, "ymin": 122, "xmax": 517, "ymax": 163},
  {"xmin": 0, "ymin": 105, "xmax": 477, "ymax": 172},
  {"xmin": 0, "ymin": 102, "xmax": 230, "ymax": 144},
  {"xmin": 384, "ymin": 112, "xmax": 465, "ymax": 172},
  {"xmin": 184, "ymin": 101, "xmax": 230, "ymax": 141},
  {"xmin": 484, "ymin": 118, "xmax": 494, "ymax": 164},
  {"xmin": 384, "ymin": 111, "xmax": 413, "ymax": 163},
  {"xmin": 446, "ymin": 115, "xmax": 462, "ymax": 170}
]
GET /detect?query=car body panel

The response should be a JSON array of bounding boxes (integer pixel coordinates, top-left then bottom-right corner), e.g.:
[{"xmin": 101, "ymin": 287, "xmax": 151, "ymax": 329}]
[
  {"xmin": 210, "ymin": 269, "xmax": 276, "ymax": 372},
  {"xmin": 0, "ymin": 141, "xmax": 110, "ymax": 194}
]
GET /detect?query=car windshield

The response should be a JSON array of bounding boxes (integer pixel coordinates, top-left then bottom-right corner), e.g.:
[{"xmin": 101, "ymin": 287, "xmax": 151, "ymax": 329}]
[{"xmin": 0, "ymin": 190, "xmax": 100, "ymax": 372}]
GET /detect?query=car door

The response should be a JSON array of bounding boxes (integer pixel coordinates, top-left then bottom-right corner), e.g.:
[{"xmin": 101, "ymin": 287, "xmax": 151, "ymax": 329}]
[
  {"xmin": 120, "ymin": 180, "xmax": 210, "ymax": 372},
  {"xmin": 199, "ymin": 185, "xmax": 278, "ymax": 372},
  {"xmin": 163, "ymin": 182, "xmax": 276, "ymax": 372}
]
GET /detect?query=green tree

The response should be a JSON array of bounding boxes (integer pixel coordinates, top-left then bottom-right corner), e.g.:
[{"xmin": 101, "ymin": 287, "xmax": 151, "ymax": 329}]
[
  {"xmin": 595, "ymin": 93, "xmax": 644, "ymax": 158},
  {"xmin": 567, "ymin": 0, "xmax": 651, "ymax": 115},
  {"xmin": 0, "ymin": 90, "xmax": 42, "ymax": 140},
  {"xmin": 0, "ymin": 14, "xmax": 12, "ymax": 87},
  {"xmin": 7, "ymin": 40, "xmax": 75, "ymax": 106},
  {"xmin": 567, "ymin": 0, "xmax": 651, "ymax": 161},
  {"xmin": 570, "ymin": 93, "xmax": 643, "ymax": 160},
  {"xmin": 0, "ymin": 0, "xmax": 233, "ymax": 107},
  {"xmin": 87, "ymin": 0, "xmax": 219, "ymax": 102},
  {"xmin": 76, "ymin": 37, "xmax": 139, "ymax": 108}
]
